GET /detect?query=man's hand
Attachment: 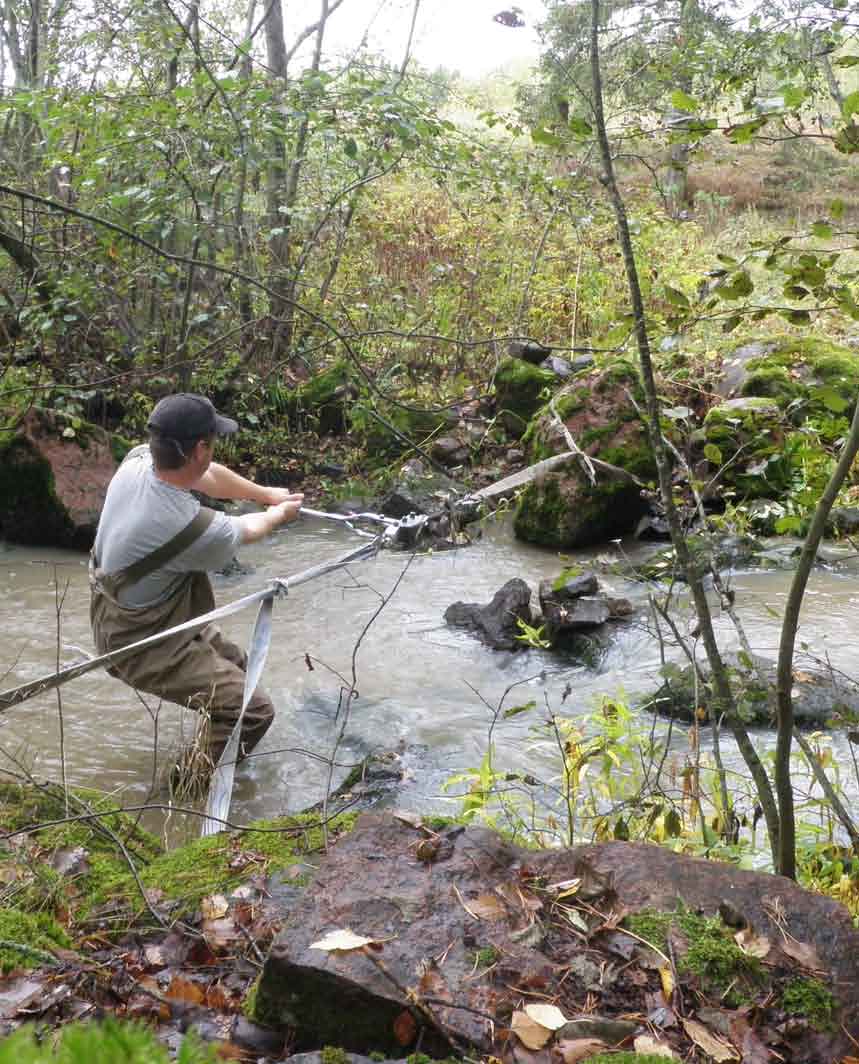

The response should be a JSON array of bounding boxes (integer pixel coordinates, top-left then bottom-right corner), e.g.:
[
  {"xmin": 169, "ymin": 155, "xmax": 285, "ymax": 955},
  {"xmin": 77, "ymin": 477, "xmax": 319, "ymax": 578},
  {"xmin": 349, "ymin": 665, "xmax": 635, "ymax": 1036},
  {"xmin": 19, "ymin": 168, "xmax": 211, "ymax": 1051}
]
[
  {"xmin": 266, "ymin": 494, "xmax": 304, "ymax": 525},
  {"xmin": 239, "ymin": 494, "xmax": 304, "ymax": 543},
  {"xmin": 261, "ymin": 487, "xmax": 305, "ymax": 506}
]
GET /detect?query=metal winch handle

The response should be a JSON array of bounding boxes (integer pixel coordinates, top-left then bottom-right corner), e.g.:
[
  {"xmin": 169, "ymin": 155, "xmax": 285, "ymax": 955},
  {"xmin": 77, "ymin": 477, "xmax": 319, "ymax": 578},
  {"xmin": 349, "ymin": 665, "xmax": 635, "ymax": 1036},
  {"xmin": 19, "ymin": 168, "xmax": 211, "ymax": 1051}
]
[{"xmin": 300, "ymin": 506, "xmax": 427, "ymax": 545}]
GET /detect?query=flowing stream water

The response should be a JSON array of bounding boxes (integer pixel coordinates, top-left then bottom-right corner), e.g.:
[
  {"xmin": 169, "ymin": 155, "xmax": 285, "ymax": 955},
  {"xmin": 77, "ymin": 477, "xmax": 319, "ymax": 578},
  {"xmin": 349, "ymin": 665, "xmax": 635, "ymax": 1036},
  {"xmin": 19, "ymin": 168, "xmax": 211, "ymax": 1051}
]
[{"xmin": 2, "ymin": 516, "xmax": 859, "ymax": 850}]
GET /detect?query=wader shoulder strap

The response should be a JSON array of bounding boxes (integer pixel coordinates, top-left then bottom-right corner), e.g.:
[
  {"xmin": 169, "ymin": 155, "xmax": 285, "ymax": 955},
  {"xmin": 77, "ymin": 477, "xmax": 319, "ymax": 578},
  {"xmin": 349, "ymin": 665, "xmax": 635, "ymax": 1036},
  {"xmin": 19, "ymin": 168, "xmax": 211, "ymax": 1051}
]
[{"xmin": 97, "ymin": 506, "xmax": 217, "ymax": 595}]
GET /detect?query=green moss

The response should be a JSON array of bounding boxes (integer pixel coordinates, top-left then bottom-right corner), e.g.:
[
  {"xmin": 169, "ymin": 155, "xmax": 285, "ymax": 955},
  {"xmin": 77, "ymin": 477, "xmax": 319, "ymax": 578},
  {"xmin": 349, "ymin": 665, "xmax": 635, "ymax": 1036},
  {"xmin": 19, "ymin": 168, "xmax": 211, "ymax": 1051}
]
[
  {"xmin": 320, "ymin": 1048, "xmax": 350, "ymax": 1064},
  {"xmin": 739, "ymin": 335, "xmax": 859, "ymax": 418},
  {"xmin": 474, "ymin": 946, "xmax": 499, "ymax": 967},
  {"xmin": 0, "ymin": 907, "xmax": 71, "ymax": 971},
  {"xmin": 514, "ymin": 470, "xmax": 647, "ymax": 549},
  {"xmin": 290, "ymin": 360, "xmax": 353, "ymax": 435},
  {"xmin": 0, "ymin": 783, "xmax": 355, "ymax": 933},
  {"xmin": 781, "ymin": 977, "xmax": 837, "ymax": 1031},
  {"xmin": 624, "ymin": 909, "xmax": 761, "ymax": 1005},
  {"xmin": 0, "ymin": 436, "xmax": 74, "ymax": 546},
  {"xmin": 552, "ymin": 565, "xmax": 584, "ymax": 591},
  {"xmin": 110, "ymin": 434, "xmax": 133, "ymax": 464},
  {"xmin": 0, "ymin": 1018, "xmax": 219, "ymax": 1063},
  {"xmin": 495, "ymin": 357, "xmax": 556, "ymax": 427},
  {"xmin": 96, "ymin": 811, "xmax": 357, "ymax": 917}
]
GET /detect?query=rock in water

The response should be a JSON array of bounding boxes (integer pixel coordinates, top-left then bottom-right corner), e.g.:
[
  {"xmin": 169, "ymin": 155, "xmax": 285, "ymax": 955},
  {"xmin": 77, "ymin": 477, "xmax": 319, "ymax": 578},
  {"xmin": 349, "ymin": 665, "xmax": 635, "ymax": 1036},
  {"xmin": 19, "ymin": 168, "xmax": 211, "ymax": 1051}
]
[{"xmin": 444, "ymin": 578, "xmax": 532, "ymax": 650}]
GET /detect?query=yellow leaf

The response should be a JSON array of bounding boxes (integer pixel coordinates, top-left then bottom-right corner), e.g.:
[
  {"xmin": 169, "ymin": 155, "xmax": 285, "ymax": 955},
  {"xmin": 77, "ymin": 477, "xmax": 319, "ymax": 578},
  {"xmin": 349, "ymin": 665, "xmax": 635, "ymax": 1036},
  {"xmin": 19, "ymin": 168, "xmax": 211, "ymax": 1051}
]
[
  {"xmin": 511, "ymin": 1009, "xmax": 552, "ymax": 1050},
  {"xmin": 659, "ymin": 964, "xmax": 675, "ymax": 998},
  {"xmin": 524, "ymin": 1003, "xmax": 569, "ymax": 1030}
]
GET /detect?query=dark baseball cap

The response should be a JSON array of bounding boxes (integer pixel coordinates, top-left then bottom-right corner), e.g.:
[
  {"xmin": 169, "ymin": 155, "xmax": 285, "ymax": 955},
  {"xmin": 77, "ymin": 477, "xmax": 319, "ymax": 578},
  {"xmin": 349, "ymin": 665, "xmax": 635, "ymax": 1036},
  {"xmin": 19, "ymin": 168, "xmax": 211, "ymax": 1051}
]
[{"xmin": 147, "ymin": 393, "xmax": 238, "ymax": 439}]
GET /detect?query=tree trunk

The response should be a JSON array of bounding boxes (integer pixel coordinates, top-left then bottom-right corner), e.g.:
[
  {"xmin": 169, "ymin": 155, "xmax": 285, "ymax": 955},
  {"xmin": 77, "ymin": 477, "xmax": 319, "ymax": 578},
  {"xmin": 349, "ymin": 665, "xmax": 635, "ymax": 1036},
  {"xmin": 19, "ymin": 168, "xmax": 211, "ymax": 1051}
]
[{"xmin": 588, "ymin": 0, "xmax": 782, "ymax": 867}]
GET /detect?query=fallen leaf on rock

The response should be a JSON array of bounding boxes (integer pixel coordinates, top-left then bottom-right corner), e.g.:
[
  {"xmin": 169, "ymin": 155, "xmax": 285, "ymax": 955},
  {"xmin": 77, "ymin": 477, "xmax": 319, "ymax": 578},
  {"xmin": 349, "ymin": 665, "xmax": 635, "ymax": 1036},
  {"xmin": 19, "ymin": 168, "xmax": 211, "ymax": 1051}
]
[
  {"xmin": 392, "ymin": 811, "xmax": 424, "ymax": 829},
  {"xmin": 471, "ymin": 893, "xmax": 507, "ymax": 921},
  {"xmin": 166, "ymin": 975, "xmax": 205, "ymax": 1006},
  {"xmin": 202, "ymin": 917, "xmax": 242, "ymax": 952},
  {"xmin": 779, "ymin": 936, "xmax": 824, "ymax": 971},
  {"xmin": 309, "ymin": 928, "xmax": 391, "ymax": 952},
  {"xmin": 393, "ymin": 1008, "xmax": 417, "ymax": 1046},
  {"xmin": 512, "ymin": 1010, "xmax": 553, "ymax": 1050},
  {"xmin": 142, "ymin": 944, "xmax": 167, "ymax": 969},
  {"xmin": 681, "ymin": 1017, "xmax": 739, "ymax": 1061},
  {"xmin": 0, "ymin": 976, "xmax": 44, "ymax": 1019},
  {"xmin": 734, "ymin": 928, "xmax": 771, "ymax": 959},
  {"xmin": 634, "ymin": 1034, "xmax": 679, "ymax": 1059},
  {"xmin": 201, "ymin": 893, "xmax": 230, "ymax": 920},
  {"xmin": 553, "ymin": 1038, "xmax": 607, "ymax": 1062},
  {"xmin": 546, "ymin": 878, "xmax": 582, "ymax": 897},
  {"xmin": 525, "ymin": 1004, "xmax": 569, "ymax": 1030}
]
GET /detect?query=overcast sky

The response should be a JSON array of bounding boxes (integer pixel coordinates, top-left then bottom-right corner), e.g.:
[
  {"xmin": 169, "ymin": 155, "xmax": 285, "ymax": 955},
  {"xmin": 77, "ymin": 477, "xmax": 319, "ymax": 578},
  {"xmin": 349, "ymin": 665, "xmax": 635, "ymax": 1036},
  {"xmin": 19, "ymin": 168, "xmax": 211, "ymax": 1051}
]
[{"xmin": 295, "ymin": 0, "xmax": 547, "ymax": 77}]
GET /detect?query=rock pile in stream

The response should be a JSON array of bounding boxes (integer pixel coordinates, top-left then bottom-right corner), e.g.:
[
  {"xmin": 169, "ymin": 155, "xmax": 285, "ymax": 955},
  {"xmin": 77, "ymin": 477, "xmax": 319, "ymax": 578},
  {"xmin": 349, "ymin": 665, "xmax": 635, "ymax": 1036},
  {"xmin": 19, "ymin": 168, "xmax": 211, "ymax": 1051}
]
[
  {"xmin": 444, "ymin": 571, "xmax": 633, "ymax": 651},
  {"xmin": 254, "ymin": 813, "xmax": 859, "ymax": 1064}
]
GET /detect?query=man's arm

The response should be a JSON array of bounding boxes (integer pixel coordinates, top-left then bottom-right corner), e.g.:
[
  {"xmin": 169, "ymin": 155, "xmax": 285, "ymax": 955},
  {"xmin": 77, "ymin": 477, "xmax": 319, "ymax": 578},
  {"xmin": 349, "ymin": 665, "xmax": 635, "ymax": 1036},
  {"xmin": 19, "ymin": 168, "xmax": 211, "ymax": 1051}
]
[
  {"xmin": 237, "ymin": 498, "xmax": 303, "ymax": 544},
  {"xmin": 194, "ymin": 462, "xmax": 300, "ymax": 506}
]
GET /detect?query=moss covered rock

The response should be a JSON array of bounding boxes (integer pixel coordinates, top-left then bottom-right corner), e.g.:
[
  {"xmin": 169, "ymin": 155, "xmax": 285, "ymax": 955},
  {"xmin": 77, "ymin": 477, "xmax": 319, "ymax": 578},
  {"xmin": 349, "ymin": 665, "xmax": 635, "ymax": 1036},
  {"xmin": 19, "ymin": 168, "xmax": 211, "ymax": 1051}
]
[
  {"xmin": 721, "ymin": 335, "xmax": 859, "ymax": 419},
  {"xmin": 702, "ymin": 396, "xmax": 788, "ymax": 499},
  {"xmin": 494, "ymin": 357, "xmax": 557, "ymax": 436},
  {"xmin": 0, "ymin": 409, "xmax": 119, "ymax": 549},
  {"xmin": 513, "ymin": 362, "xmax": 655, "ymax": 548},
  {"xmin": 289, "ymin": 360, "xmax": 355, "ymax": 436}
]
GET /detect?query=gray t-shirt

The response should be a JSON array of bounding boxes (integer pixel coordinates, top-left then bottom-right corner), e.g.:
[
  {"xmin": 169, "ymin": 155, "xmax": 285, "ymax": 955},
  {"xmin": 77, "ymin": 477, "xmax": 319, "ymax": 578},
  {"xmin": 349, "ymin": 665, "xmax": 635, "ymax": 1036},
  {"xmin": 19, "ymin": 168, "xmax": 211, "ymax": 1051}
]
[{"xmin": 94, "ymin": 445, "xmax": 242, "ymax": 607}]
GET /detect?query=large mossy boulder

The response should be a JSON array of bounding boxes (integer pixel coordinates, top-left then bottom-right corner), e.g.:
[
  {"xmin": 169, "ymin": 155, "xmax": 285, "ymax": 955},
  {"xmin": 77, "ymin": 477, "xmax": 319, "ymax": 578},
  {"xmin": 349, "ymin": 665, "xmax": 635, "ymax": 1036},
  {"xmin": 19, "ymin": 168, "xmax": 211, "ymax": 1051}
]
[
  {"xmin": 719, "ymin": 335, "xmax": 859, "ymax": 418},
  {"xmin": 702, "ymin": 396, "xmax": 788, "ymax": 499},
  {"xmin": 513, "ymin": 362, "xmax": 655, "ymax": 549},
  {"xmin": 494, "ymin": 356, "xmax": 557, "ymax": 436},
  {"xmin": 289, "ymin": 359, "xmax": 355, "ymax": 435},
  {"xmin": 645, "ymin": 653, "xmax": 859, "ymax": 727},
  {"xmin": 0, "ymin": 409, "xmax": 121, "ymax": 549}
]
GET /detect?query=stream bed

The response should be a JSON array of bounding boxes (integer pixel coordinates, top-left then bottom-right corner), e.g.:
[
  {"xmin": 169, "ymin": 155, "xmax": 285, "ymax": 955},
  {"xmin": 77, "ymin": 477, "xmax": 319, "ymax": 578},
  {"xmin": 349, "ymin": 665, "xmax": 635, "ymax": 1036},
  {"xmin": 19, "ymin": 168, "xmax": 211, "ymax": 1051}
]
[{"xmin": 2, "ymin": 516, "xmax": 859, "ymax": 850}]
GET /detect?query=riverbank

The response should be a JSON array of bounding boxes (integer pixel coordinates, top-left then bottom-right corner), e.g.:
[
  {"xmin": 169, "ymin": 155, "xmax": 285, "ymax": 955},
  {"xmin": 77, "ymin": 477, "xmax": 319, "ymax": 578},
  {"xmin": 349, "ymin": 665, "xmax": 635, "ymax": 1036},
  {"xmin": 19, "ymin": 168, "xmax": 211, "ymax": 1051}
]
[{"xmin": 2, "ymin": 785, "xmax": 858, "ymax": 1064}]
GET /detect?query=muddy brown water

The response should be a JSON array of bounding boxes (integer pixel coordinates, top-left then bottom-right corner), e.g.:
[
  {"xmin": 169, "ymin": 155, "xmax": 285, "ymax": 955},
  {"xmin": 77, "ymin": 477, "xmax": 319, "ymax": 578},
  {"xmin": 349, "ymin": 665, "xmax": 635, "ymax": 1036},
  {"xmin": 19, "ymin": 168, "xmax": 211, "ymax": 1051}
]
[{"xmin": 2, "ymin": 517, "xmax": 858, "ymax": 850}]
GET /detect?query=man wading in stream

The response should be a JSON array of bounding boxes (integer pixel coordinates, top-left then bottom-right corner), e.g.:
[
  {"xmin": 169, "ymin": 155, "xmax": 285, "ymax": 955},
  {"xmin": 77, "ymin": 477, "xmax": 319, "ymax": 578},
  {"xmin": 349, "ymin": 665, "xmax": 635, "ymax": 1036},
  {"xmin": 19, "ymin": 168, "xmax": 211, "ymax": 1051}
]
[{"xmin": 89, "ymin": 393, "xmax": 303, "ymax": 791}]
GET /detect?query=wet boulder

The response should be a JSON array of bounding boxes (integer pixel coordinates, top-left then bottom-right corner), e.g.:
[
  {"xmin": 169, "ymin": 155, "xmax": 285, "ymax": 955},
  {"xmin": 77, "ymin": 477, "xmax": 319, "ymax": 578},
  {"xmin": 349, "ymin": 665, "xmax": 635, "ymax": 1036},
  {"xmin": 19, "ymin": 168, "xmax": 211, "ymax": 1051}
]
[
  {"xmin": 538, "ymin": 568, "xmax": 633, "ymax": 646},
  {"xmin": 0, "ymin": 409, "xmax": 122, "ymax": 550},
  {"xmin": 444, "ymin": 578, "xmax": 532, "ymax": 650},
  {"xmin": 430, "ymin": 435, "xmax": 469, "ymax": 468},
  {"xmin": 513, "ymin": 362, "xmax": 655, "ymax": 549},
  {"xmin": 645, "ymin": 652, "xmax": 859, "ymax": 727},
  {"xmin": 254, "ymin": 813, "xmax": 859, "ymax": 1060}
]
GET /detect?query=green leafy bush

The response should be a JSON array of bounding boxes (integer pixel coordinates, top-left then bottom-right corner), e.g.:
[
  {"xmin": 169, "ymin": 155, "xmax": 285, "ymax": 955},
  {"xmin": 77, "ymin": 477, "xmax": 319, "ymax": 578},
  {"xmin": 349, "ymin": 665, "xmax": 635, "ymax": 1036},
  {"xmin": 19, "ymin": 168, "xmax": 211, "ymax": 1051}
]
[{"xmin": 0, "ymin": 1020, "xmax": 218, "ymax": 1063}]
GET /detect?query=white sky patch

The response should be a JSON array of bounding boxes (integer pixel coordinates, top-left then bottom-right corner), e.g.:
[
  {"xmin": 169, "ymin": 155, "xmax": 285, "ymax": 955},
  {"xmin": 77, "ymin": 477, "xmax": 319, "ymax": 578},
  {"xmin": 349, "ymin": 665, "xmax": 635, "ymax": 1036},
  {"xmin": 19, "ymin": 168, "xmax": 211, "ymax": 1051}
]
[{"xmin": 291, "ymin": 0, "xmax": 546, "ymax": 77}]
